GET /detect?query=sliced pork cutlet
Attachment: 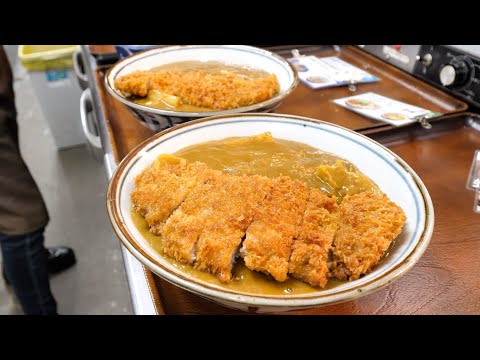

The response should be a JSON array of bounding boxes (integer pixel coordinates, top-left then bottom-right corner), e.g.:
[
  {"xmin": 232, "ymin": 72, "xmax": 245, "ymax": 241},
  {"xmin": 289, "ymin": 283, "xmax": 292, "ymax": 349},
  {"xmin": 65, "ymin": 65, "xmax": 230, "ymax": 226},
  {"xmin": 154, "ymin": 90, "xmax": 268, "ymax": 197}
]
[
  {"xmin": 161, "ymin": 174, "xmax": 219, "ymax": 264},
  {"xmin": 330, "ymin": 190, "xmax": 407, "ymax": 281},
  {"xmin": 114, "ymin": 70, "xmax": 152, "ymax": 97},
  {"xmin": 130, "ymin": 157, "xmax": 217, "ymax": 235},
  {"xmin": 242, "ymin": 176, "xmax": 309, "ymax": 282},
  {"xmin": 288, "ymin": 188, "xmax": 339, "ymax": 288},
  {"xmin": 194, "ymin": 175, "xmax": 271, "ymax": 283}
]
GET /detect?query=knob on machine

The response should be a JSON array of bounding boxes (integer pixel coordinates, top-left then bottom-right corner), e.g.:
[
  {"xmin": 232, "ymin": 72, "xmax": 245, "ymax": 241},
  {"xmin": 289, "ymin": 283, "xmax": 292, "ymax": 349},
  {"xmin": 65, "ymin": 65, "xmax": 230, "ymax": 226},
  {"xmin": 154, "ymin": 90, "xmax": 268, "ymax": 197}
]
[
  {"xmin": 439, "ymin": 57, "xmax": 473, "ymax": 89},
  {"xmin": 421, "ymin": 53, "xmax": 433, "ymax": 67}
]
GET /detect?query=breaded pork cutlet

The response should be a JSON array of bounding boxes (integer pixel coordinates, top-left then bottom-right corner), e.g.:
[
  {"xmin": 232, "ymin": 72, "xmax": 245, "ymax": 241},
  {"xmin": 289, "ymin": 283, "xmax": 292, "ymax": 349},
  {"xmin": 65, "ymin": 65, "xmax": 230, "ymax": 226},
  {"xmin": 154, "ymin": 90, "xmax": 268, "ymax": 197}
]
[
  {"xmin": 288, "ymin": 188, "xmax": 339, "ymax": 288},
  {"xmin": 114, "ymin": 71, "xmax": 152, "ymax": 97},
  {"xmin": 161, "ymin": 176, "xmax": 219, "ymax": 265},
  {"xmin": 330, "ymin": 191, "xmax": 407, "ymax": 281},
  {"xmin": 132, "ymin": 156, "xmax": 408, "ymax": 287},
  {"xmin": 114, "ymin": 69, "xmax": 279, "ymax": 111},
  {"xmin": 241, "ymin": 176, "xmax": 309, "ymax": 282},
  {"xmin": 130, "ymin": 156, "xmax": 218, "ymax": 235},
  {"xmin": 163, "ymin": 173, "xmax": 271, "ymax": 281},
  {"xmin": 194, "ymin": 175, "xmax": 271, "ymax": 282}
]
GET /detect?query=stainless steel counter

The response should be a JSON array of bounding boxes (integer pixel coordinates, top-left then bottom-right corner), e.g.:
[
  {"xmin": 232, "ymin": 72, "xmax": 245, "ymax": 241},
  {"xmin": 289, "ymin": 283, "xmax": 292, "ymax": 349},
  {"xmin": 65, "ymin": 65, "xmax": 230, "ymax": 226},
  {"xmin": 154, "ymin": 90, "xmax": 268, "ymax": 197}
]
[{"xmin": 80, "ymin": 46, "xmax": 156, "ymax": 315}]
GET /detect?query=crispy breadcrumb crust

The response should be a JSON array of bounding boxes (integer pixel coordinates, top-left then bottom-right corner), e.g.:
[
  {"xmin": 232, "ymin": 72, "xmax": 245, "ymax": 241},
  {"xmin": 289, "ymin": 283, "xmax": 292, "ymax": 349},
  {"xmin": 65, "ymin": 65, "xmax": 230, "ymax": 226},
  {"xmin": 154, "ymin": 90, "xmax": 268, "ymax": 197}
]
[
  {"xmin": 114, "ymin": 69, "xmax": 279, "ymax": 110},
  {"xmin": 288, "ymin": 189, "xmax": 339, "ymax": 288},
  {"xmin": 330, "ymin": 191, "xmax": 407, "ymax": 281},
  {"xmin": 130, "ymin": 160, "xmax": 218, "ymax": 235},
  {"xmin": 242, "ymin": 177, "xmax": 309, "ymax": 282},
  {"xmin": 194, "ymin": 175, "xmax": 271, "ymax": 282}
]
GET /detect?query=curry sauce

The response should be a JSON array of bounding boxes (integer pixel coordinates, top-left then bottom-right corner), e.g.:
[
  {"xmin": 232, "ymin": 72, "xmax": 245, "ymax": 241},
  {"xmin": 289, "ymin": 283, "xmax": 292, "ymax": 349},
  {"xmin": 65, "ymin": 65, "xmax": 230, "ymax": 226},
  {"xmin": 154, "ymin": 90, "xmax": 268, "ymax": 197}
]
[{"xmin": 175, "ymin": 132, "xmax": 379, "ymax": 201}]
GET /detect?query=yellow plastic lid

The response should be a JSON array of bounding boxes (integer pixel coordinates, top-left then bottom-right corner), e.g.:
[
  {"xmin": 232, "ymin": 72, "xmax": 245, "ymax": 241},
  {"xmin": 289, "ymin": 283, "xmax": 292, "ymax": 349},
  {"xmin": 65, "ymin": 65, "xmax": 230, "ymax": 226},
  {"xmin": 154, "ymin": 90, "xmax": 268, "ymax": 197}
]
[{"xmin": 18, "ymin": 45, "xmax": 79, "ymax": 71}]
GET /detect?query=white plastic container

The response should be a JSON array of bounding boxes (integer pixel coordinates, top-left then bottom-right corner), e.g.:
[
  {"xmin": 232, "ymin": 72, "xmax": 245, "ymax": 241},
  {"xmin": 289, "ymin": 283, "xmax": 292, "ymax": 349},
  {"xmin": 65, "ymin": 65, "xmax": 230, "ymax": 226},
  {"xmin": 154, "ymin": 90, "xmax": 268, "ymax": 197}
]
[{"xmin": 19, "ymin": 45, "xmax": 84, "ymax": 150}]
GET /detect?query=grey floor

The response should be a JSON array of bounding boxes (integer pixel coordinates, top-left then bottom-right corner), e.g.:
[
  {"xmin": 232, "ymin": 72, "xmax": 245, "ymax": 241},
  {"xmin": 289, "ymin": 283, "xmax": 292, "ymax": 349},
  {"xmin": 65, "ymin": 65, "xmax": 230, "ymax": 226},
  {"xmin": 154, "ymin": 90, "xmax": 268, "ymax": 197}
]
[{"xmin": 0, "ymin": 46, "xmax": 133, "ymax": 315}]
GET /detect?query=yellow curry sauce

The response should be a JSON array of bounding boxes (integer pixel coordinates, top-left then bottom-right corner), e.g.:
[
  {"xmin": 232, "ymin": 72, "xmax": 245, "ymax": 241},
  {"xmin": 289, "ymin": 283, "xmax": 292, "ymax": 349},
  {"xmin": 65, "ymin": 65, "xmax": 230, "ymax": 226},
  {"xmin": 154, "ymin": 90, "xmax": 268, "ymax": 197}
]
[
  {"xmin": 131, "ymin": 133, "xmax": 379, "ymax": 295},
  {"xmin": 175, "ymin": 132, "xmax": 379, "ymax": 200}
]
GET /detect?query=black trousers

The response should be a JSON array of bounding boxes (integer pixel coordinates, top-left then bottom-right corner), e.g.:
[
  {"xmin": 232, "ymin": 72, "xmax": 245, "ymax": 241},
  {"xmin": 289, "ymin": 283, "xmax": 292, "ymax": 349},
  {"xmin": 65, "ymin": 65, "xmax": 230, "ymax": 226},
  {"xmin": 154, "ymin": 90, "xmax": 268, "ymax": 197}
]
[{"xmin": 1, "ymin": 228, "xmax": 57, "ymax": 315}]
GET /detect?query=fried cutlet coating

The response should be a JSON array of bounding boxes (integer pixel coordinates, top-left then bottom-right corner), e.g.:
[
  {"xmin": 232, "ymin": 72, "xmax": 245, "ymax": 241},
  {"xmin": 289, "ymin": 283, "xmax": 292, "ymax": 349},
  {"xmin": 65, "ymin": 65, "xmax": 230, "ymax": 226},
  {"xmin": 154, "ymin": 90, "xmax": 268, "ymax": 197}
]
[
  {"xmin": 130, "ymin": 160, "xmax": 192, "ymax": 235},
  {"xmin": 114, "ymin": 71, "xmax": 151, "ymax": 97},
  {"xmin": 330, "ymin": 191, "xmax": 407, "ymax": 281},
  {"xmin": 288, "ymin": 188, "xmax": 339, "ymax": 288},
  {"xmin": 130, "ymin": 158, "xmax": 218, "ymax": 235},
  {"xmin": 161, "ymin": 179, "xmax": 218, "ymax": 264},
  {"xmin": 242, "ymin": 177, "xmax": 309, "ymax": 282},
  {"xmin": 195, "ymin": 226, "xmax": 245, "ymax": 282},
  {"xmin": 114, "ymin": 69, "xmax": 279, "ymax": 110},
  {"xmin": 194, "ymin": 175, "xmax": 271, "ymax": 282},
  {"xmin": 163, "ymin": 173, "xmax": 270, "ymax": 279}
]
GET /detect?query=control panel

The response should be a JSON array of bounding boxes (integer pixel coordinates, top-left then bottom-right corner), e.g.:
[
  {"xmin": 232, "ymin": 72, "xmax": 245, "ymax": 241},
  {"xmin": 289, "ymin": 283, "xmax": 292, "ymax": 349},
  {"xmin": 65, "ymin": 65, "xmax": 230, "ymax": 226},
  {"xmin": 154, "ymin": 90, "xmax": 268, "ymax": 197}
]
[
  {"xmin": 359, "ymin": 45, "xmax": 480, "ymax": 109},
  {"xmin": 414, "ymin": 45, "xmax": 480, "ymax": 107}
]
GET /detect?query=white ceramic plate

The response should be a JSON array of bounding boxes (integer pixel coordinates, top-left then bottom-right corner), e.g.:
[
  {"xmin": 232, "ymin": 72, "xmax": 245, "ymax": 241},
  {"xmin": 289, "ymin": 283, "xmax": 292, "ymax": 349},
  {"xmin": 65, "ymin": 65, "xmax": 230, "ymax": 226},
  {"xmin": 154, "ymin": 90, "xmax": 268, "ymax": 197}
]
[{"xmin": 107, "ymin": 113, "xmax": 434, "ymax": 313}]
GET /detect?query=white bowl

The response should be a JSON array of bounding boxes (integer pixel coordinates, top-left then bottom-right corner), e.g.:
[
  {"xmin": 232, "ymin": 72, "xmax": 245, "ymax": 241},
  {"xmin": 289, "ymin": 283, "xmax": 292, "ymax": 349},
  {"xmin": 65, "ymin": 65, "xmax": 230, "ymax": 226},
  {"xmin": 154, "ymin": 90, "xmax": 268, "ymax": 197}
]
[
  {"xmin": 107, "ymin": 113, "xmax": 434, "ymax": 313},
  {"xmin": 105, "ymin": 45, "xmax": 298, "ymax": 132}
]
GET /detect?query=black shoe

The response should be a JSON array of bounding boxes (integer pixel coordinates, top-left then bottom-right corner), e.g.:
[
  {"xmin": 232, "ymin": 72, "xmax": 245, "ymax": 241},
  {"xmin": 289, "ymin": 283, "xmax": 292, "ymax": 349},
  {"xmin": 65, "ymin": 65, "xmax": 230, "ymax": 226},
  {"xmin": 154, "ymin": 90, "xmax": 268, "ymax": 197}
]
[
  {"xmin": 47, "ymin": 246, "xmax": 76, "ymax": 274},
  {"xmin": 2, "ymin": 246, "xmax": 76, "ymax": 286}
]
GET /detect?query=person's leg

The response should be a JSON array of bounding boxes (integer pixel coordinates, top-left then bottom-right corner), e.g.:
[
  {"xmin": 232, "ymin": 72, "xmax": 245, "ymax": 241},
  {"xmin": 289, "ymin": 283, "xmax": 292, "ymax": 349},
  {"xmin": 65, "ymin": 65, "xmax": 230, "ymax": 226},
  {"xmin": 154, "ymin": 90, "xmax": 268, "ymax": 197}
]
[{"xmin": 0, "ymin": 228, "xmax": 57, "ymax": 315}]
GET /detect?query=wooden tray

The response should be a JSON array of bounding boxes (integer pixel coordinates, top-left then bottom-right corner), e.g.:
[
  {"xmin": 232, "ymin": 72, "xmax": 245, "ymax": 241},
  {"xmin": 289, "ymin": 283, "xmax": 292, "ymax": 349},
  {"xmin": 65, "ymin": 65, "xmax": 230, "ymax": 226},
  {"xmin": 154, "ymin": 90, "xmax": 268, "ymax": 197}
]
[
  {"xmin": 272, "ymin": 45, "xmax": 467, "ymax": 130},
  {"xmin": 95, "ymin": 53, "xmax": 480, "ymax": 314},
  {"xmin": 96, "ymin": 45, "xmax": 468, "ymax": 157}
]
